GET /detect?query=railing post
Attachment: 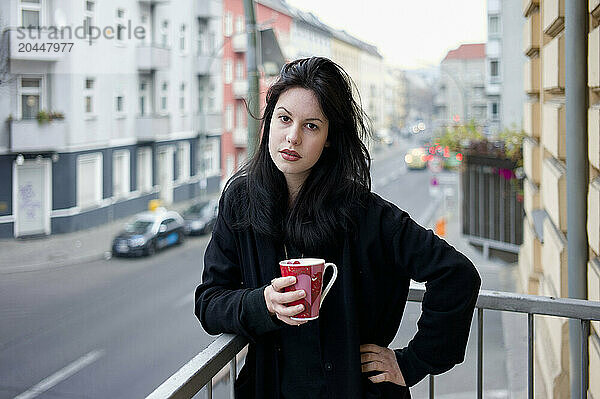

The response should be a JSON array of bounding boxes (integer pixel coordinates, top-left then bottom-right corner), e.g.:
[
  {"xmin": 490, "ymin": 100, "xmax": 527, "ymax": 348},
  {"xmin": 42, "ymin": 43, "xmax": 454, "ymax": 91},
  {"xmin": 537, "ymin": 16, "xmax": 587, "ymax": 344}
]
[
  {"xmin": 469, "ymin": 168, "xmax": 475, "ymax": 236},
  {"xmin": 581, "ymin": 320, "xmax": 590, "ymax": 399},
  {"xmin": 229, "ymin": 358, "xmax": 237, "ymax": 399},
  {"xmin": 207, "ymin": 378, "xmax": 212, "ymax": 399},
  {"xmin": 429, "ymin": 374, "xmax": 434, "ymax": 399},
  {"xmin": 479, "ymin": 167, "xmax": 484, "ymax": 237},
  {"xmin": 489, "ymin": 171, "xmax": 495, "ymax": 241},
  {"xmin": 528, "ymin": 313, "xmax": 534, "ymax": 399},
  {"xmin": 477, "ymin": 308, "xmax": 483, "ymax": 399}
]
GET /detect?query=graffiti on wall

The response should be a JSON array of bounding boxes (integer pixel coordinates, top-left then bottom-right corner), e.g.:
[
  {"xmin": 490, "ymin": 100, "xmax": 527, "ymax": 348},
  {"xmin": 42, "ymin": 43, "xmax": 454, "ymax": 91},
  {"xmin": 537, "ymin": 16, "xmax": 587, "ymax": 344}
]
[{"xmin": 19, "ymin": 182, "xmax": 41, "ymax": 220}]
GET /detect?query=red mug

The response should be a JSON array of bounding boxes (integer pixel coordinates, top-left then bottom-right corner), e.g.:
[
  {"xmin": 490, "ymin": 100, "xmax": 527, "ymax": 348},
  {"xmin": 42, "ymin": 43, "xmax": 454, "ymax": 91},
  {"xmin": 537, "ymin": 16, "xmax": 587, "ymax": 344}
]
[{"xmin": 279, "ymin": 258, "xmax": 338, "ymax": 320}]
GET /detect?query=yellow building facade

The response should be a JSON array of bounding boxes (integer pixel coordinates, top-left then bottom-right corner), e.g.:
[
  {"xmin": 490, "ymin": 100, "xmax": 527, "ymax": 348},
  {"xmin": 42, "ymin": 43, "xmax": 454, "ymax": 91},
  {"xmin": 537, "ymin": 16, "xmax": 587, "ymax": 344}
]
[{"xmin": 520, "ymin": 0, "xmax": 600, "ymax": 397}]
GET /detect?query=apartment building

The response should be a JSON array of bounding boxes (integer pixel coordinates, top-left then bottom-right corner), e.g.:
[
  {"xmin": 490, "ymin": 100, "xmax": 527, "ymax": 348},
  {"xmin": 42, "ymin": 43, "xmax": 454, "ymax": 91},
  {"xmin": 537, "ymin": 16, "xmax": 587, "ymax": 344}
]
[
  {"xmin": 286, "ymin": 8, "xmax": 332, "ymax": 61},
  {"xmin": 519, "ymin": 0, "xmax": 600, "ymax": 397},
  {"xmin": 382, "ymin": 66, "xmax": 408, "ymax": 132},
  {"xmin": 486, "ymin": 0, "xmax": 527, "ymax": 135},
  {"xmin": 0, "ymin": 0, "xmax": 222, "ymax": 238},
  {"xmin": 358, "ymin": 42, "xmax": 384, "ymax": 133},
  {"xmin": 486, "ymin": 0, "xmax": 502, "ymax": 133},
  {"xmin": 220, "ymin": 0, "xmax": 291, "ymax": 182},
  {"xmin": 218, "ymin": 0, "xmax": 392, "ymax": 181},
  {"xmin": 435, "ymin": 43, "xmax": 487, "ymax": 128}
]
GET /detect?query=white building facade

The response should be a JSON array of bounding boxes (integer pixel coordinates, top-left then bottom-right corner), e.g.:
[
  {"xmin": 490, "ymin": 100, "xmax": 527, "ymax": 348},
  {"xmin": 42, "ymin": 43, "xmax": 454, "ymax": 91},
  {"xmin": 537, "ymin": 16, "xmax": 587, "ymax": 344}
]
[
  {"xmin": 286, "ymin": 8, "xmax": 332, "ymax": 61},
  {"xmin": 486, "ymin": 0, "xmax": 526, "ymax": 134},
  {"xmin": 486, "ymin": 0, "xmax": 502, "ymax": 133},
  {"xmin": 0, "ymin": 0, "xmax": 223, "ymax": 238},
  {"xmin": 435, "ymin": 43, "xmax": 487, "ymax": 128}
]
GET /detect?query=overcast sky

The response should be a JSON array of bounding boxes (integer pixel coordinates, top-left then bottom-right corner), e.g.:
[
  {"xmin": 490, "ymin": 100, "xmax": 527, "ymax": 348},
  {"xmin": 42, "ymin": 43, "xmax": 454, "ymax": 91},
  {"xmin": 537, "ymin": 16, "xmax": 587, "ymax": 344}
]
[{"xmin": 284, "ymin": 0, "xmax": 488, "ymax": 70}]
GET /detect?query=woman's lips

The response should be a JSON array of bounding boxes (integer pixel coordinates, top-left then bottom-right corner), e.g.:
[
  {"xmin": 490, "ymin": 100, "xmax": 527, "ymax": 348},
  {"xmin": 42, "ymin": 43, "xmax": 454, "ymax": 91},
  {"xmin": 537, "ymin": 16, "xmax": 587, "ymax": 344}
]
[{"xmin": 280, "ymin": 149, "xmax": 301, "ymax": 161}]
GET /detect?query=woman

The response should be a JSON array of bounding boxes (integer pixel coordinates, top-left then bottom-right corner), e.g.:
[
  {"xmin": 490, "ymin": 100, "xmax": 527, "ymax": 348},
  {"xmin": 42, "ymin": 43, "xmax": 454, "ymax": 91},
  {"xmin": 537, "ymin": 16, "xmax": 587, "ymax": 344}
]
[{"xmin": 195, "ymin": 57, "xmax": 481, "ymax": 398}]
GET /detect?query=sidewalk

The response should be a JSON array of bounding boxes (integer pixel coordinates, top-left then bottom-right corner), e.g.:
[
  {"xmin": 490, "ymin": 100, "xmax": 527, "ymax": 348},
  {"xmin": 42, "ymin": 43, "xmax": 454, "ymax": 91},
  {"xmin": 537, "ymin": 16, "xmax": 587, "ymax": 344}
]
[
  {"xmin": 426, "ymin": 181, "xmax": 527, "ymax": 399},
  {"xmin": 0, "ymin": 194, "xmax": 219, "ymax": 274}
]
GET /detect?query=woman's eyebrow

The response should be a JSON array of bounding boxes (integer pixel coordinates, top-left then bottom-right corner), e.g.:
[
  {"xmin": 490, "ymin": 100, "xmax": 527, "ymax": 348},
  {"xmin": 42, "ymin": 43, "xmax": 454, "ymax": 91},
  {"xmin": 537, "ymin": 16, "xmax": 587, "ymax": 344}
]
[{"xmin": 276, "ymin": 106, "xmax": 324, "ymax": 123}]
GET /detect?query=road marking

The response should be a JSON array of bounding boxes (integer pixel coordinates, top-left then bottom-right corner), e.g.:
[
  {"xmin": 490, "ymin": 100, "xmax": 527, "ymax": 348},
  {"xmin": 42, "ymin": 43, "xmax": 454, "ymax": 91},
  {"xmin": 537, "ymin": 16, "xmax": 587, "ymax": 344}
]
[
  {"xmin": 417, "ymin": 195, "xmax": 442, "ymax": 227},
  {"xmin": 13, "ymin": 350, "xmax": 104, "ymax": 399},
  {"xmin": 423, "ymin": 389, "xmax": 509, "ymax": 399},
  {"xmin": 175, "ymin": 294, "xmax": 195, "ymax": 309},
  {"xmin": 373, "ymin": 167, "xmax": 407, "ymax": 189}
]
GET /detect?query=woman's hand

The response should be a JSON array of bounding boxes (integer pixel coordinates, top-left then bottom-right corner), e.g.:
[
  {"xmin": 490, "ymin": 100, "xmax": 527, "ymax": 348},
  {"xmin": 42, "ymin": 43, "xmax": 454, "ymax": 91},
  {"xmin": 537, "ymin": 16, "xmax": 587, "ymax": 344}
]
[
  {"xmin": 264, "ymin": 276, "xmax": 308, "ymax": 326},
  {"xmin": 360, "ymin": 344, "xmax": 406, "ymax": 386}
]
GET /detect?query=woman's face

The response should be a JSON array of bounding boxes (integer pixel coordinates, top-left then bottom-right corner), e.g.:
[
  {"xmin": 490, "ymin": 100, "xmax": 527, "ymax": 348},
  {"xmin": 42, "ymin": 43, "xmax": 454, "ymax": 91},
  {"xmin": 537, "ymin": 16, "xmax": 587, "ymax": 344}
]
[{"xmin": 268, "ymin": 87, "xmax": 329, "ymax": 189}]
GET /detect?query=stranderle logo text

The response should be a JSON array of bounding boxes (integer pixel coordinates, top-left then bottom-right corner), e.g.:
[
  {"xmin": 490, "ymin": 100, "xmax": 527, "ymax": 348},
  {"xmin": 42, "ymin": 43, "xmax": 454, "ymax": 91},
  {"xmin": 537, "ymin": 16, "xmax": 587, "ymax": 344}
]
[{"xmin": 17, "ymin": 20, "xmax": 146, "ymax": 45}]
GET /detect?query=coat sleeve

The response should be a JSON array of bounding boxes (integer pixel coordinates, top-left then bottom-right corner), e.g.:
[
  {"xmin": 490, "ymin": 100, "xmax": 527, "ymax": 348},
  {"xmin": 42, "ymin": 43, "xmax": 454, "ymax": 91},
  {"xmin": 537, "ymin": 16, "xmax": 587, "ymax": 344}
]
[
  {"xmin": 194, "ymin": 197, "xmax": 282, "ymax": 342},
  {"xmin": 390, "ymin": 211, "xmax": 481, "ymax": 387}
]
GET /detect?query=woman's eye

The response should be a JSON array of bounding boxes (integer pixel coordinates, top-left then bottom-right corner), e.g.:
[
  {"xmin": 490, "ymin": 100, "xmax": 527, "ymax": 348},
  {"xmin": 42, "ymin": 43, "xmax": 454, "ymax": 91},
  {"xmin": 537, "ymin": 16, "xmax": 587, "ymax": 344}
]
[
  {"xmin": 279, "ymin": 115, "xmax": 291, "ymax": 122},
  {"xmin": 306, "ymin": 123, "xmax": 318, "ymax": 131}
]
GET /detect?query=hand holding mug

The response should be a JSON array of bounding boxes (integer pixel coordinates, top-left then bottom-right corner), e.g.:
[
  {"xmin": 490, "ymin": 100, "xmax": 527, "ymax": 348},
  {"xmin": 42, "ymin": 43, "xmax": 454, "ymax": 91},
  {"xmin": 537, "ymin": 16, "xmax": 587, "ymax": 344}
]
[{"xmin": 264, "ymin": 276, "xmax": 308, "ymax": 326}]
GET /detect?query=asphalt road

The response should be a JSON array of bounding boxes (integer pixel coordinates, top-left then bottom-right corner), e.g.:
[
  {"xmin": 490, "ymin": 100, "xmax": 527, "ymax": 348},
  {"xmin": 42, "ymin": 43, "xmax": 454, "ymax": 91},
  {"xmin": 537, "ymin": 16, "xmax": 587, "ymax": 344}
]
[{"xmin": 0, "ymin": 137, "xmax": 513, "ymax": 399}]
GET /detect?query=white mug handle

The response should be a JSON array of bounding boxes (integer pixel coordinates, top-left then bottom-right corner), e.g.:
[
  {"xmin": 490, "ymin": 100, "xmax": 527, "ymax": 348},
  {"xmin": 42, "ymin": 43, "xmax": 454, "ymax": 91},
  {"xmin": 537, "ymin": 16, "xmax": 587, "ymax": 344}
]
[{"xmin": 320, "ymin": 263, "xmax": 338, "ymax": 306}]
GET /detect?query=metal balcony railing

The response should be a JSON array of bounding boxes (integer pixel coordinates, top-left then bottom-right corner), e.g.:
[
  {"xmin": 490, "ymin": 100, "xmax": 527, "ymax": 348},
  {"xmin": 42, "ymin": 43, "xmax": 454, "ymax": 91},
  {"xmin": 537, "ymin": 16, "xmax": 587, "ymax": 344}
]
[
  {"xmin": 147, "ymin": 286, "xmax": 600, "ymax": 399},
  {"xmin": 461, "ymin": 154, "xmax": 524, "ymax": 258}
]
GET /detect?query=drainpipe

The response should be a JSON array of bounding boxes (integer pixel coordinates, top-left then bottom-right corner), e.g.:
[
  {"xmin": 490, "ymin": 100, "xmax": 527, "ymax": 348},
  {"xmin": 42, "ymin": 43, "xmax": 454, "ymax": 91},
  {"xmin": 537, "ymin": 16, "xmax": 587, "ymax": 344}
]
[
  {"xmin": 566, "ymin": 1, "xmax": 589, "ymax": 398},
  {"xmin": 243, "ymin": 0, "xmax": 259, "ymax": 158}
]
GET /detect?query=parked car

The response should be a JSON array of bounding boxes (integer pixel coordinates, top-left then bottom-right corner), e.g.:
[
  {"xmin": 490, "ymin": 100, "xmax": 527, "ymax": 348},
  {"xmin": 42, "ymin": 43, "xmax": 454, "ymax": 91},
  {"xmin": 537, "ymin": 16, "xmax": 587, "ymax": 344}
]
[
  {"xmin": 183, "ymin": 200, "xmax": 219, "ymax": 235},
  {"xmin": 404, "ymin": 147, "xmax": 428, "ymax": 170},
  {"xmin": 111, "ymin": 209, "xmax": 185, "ymax": 257}
]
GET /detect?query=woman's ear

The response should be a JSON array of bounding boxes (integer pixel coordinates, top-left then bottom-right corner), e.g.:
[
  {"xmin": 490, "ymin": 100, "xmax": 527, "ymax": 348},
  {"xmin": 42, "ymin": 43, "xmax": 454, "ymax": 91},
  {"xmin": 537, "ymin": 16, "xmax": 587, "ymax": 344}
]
[{"xmin": 324, "ymin": 141, "xmax": 331, "ymax": 148}]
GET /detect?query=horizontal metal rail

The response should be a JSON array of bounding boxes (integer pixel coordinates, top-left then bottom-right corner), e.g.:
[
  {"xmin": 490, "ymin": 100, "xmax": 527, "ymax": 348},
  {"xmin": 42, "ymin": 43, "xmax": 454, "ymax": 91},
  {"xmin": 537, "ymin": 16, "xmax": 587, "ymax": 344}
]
[
  {"xmin": 146, "ymin": 334, "xmax": 247, "ymax": 399},
  {"xmin": 408, "ymin": 286, "xmax": 600, "ymax": 320},
  {"xmin": 147, "ymin": 286, "xmax": 600, "ymax": 399}
]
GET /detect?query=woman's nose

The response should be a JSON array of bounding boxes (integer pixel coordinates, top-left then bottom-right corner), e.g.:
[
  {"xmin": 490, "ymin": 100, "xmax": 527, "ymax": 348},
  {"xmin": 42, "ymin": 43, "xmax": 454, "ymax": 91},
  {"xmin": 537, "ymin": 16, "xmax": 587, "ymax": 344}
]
[{"xmin": 286, "ymin": 126, "xmax": 301, "ymax": 145}]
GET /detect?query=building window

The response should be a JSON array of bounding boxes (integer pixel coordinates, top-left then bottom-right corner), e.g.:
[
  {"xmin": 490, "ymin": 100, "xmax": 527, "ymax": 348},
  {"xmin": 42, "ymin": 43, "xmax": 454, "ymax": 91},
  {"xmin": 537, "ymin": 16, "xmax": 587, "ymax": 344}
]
[
  {"xmin": 235, "ymin": 60, "xmax": 244, "ymax": 80},
  {"xmin": 208, "ymin": 83, "xmax": 216, "ymax": 112},
  {"xmin": 137, "ymin": 147, "xmax": 153, "ymax": 192},
  {"xmin": 140, "ymin": 13, "xmax": 150, "ymax": 44},
  {"xmin": 139, "ymin": 79, "xmax": 149, "ymax": 115},
  {"xmin": 225, "ymin": 105, "xmax": 233, "ymax": 131},
  {"xmin": 224, "ymin": 59, "xmax": 233, "ymax": 84},
  {"xmin": 491, "ymin": 102, "xmax": 499, "ymax": 120},
  {"xmin": 226, "ymin": 154, "xmax": 234, "ymax": 178},
  {"xmin": 84, "ymin": 78, "xmax": 94, "ymax": 114},
  {"xmin": 179, "ymin": 83, "xmax": 186, "ymax": 113},
  {"xmin": 197, "ymin": 21, "xmax": 206, "ymax": 55},
  {"xmin": 116, "ymin": 8, "xmax": 126, "ymax": 42},
  {"xmin": 77, "ymin": 153, "xmax": 103, "ymax": 208},
  {"xmin": 237, "ymin": 152, "xmax": 246, "ymax": 169},
  {"xmin": 115, "ymin": 95, "xmax": 124, "ymax": 113},
  {"xmin": 161, "ymin": 20, "xmax": 169, "ymax": 47},
  {"xmin": 177, "ymin": 142, "xmax": 190, "ymax": 181},
  {"xmin": 161, "ymin": 81, "xmax": 168, "ymax": 113},
  {"xmin": 198, "ymin": 82, "xmax": 205, "ymax": 113},
  {"xmin": 180, "ymin": 24, "xmax": 186, "ymax": 52},
  {"xmin": 224, "ymin": 12, "xmax": 233, "ymax": 37},
  {"xmin": 489, "ymin": 15, "xmax": 500, "ymax": 35},
  {"xmin": 20, "ymin": 0, "xmax": 42, "ymax": 28},
  {"xmin": 84, "ymin": 0, "xmax": 95, "ymax": 38},
  {"xmin": 236, "ymin": 102, "xmax": 245, "ymax": 128},
  {"xmin": 113, "ymin": 150, "xmax": 130, "ymax": 198},
  {"xmin": 19, "ymin": 76, "xmax": 42, "ymax": 119},
  {"xmin": 235, "ymin": 15, "xmax": 244, "ymax": 34},
  {"xmin": 201, "ymin": 140, "xmax": 219, "ymax": 176},
  {"xmin": 490, "ymin": 60, "xmax": 499, "ymax": 78}
]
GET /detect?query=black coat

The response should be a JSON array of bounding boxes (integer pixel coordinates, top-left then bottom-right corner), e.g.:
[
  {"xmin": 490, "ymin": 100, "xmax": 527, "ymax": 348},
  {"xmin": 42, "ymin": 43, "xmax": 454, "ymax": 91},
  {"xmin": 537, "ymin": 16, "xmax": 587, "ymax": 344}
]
[{"xmin": 195, "ymin": 185, "xmax": 481, "ymax": 398}]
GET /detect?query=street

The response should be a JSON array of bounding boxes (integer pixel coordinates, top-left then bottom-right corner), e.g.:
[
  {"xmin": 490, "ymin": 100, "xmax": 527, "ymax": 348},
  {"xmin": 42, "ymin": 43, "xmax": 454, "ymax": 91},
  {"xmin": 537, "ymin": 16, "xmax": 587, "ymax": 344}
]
[{"xmin": 0, "ymin": 137, "xmax": 516, "ymax": 399}]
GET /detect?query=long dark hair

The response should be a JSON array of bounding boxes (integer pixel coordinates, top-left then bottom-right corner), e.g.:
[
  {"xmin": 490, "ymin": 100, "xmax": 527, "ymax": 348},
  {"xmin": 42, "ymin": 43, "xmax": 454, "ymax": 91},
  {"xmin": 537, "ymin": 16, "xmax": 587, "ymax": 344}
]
[{"xmin": 227, "ymin": 57, "xmax": 372, "ymax": 254}]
